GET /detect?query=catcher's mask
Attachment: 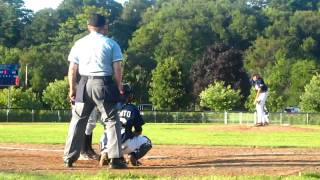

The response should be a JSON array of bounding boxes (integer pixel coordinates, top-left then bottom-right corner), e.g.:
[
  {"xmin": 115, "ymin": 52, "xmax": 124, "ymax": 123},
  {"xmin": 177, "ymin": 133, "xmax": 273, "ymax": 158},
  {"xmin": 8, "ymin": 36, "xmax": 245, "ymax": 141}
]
[{"xmin": 121, "ymin": 83, "xmax": 134, "ymax": 102}]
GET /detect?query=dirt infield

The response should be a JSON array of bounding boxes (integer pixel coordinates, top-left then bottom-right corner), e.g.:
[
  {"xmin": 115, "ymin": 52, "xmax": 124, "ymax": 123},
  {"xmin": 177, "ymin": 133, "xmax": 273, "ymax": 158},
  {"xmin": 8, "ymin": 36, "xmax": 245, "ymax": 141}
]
[{"xmin": 1, "ymin": 143, "xmax": 320, "ymax": 177}]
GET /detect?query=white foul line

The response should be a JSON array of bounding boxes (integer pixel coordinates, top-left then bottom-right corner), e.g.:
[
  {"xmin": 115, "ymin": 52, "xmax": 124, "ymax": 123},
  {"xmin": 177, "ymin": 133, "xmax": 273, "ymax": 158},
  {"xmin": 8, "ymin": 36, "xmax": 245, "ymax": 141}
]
[{"xmin": 0, "ymin": 146, "xmax": 64, "ymax": 152}]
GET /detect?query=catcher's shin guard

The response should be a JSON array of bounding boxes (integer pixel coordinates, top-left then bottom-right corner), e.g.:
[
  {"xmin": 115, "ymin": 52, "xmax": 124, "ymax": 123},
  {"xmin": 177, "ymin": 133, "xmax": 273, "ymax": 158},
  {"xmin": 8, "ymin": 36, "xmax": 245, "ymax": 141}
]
[
  {"xmin": 129, "ymin": 142, "xmax": 152, "ymax": 166},
  {"xmin": 132, "ymin": 142, "xmax": 152, "ymax": 160}
]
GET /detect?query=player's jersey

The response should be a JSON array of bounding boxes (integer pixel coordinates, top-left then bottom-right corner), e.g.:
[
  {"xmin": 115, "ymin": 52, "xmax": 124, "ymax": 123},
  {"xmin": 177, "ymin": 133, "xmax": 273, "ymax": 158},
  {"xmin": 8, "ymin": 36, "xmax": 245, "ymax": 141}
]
[
  {"xmin": 252, "ymin": 79, "xmax": 268, "ymax": 92},
  {"xmin": 118, "ymin": 103, "xmax": 145, "ymax": 143}
]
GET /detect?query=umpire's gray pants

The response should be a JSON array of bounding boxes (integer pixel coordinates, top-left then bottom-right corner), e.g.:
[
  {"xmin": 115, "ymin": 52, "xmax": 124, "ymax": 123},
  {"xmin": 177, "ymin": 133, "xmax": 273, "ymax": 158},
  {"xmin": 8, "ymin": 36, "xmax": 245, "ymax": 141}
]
[{"xmin": 63, "ymin": 78, "xmax": 123, "ymax": 163}]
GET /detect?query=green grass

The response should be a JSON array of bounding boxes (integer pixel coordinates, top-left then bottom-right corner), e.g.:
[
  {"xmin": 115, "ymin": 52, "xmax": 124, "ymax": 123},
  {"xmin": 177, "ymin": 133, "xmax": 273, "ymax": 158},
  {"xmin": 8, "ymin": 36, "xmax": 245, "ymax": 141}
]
[
  {"xmin": 1, "ymin": 123, "xmax": 320, "ymax": 179},
  {"xmin": 0, "ymin": 123, "xmax": 320, "ymax": 147},
  {"xmin": 144, "ymin": 124, "xmax": 320, "ymax": 147},
  {"xmin": 0, "ymin": 171, "xmax": 320, "ymax": 180}
]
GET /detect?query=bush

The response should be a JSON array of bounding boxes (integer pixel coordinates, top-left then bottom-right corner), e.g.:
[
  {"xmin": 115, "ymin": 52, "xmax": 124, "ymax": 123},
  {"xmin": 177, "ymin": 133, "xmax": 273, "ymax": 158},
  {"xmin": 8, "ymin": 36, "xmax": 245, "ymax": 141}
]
[
  {"xmin": 300, "ymin": 74, "xmax": 320, "ymax": 112},
  {"xmin": 42, "ymin": 77, "xmax": 69, "ymax": 110},
  {"xmin": 0, "ymin": 87, "xmax": 42, "ymax": 109},
  {"xmin": 199, "ymin": 81, "xmax": 242, "ymax": 111}
]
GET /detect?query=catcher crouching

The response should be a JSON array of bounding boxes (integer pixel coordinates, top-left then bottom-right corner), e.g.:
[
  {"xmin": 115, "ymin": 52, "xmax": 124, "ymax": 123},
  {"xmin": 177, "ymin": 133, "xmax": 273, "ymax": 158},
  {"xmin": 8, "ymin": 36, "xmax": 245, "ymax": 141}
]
[{"xmin": 99, "ymin": 84, "xmax": 152, "ymax": 166}]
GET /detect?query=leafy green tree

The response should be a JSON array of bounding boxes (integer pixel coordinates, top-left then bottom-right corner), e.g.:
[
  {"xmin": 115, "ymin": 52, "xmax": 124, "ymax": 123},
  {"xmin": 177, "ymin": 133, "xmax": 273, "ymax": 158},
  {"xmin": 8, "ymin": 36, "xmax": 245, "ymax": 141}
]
[
  {"xmin": 43, "ymin": 77, "xmax": 69, "ymax": 109},
  {"xmin": 127, "ymin": 0, "xmax": 265, "ymax": 104},
  {"xmin": 245, "ymin": 10, "xmax": 320, "ymax": 76},
  {"xmin": 269, "ymin": 0, "xmax": 320, "ymax": 11},
  {"xmin": 111, "ymin": 0, "xmax": 155, "ymax": 49},
  {"xmin": 149, "ymin": 57, "xmax": 186, "ymax": 111},
  {"xmin": 20, "ymin": 9, "xmax": 61, "ymax": 46},
  {"xmin": 191, "ymin": 43, "xmax": 250, "ymax": 99},
  {"xmin": 57, "ymin": 0, "xmax": 122, "ymax": 23},
  {"xmin": 287, "ymin": 60, "xmax": 318, "ymax": 105},
  {"xmin": 53, "ymin": 5, "xmax": 110, "ymax": 46},
  {"xmin": 199, "ymin": 81, "xmax": 242, "ymax": 111},
  {"xmin": 244, "ymin": 37, "xmax": 286, "ymax": 76},
  {"xmin": 300, "ymin": 74, "xmax": 320, "ymax": 112},
  {"xmin": 0, "ymin": 87, "xmax": 42, "ymax": 109},
  {"xmin": 264, "ymin": 52, "xmax": 291, "ymax": 99},
  {"xmin": 0, "ymin": 46, "xmax": 21, "ymax": 64},
  {"xmin": 0, "ymin": 0, "xmax": 32, "ymax": 47},
  {"xmin": 122, "ymin": 59, "xmax": 151, "ymax": 103},
  {"xmin": 19, "ymin": 44, "xmax": 68, "ymax": 93}
]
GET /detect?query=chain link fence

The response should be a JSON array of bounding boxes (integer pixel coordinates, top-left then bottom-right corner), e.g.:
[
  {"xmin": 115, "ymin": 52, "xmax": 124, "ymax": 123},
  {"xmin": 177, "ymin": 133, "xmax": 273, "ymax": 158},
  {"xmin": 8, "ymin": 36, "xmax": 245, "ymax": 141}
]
[{"xmin": 0, "ymin": 109, "xmax": 319, "ymax": 125}]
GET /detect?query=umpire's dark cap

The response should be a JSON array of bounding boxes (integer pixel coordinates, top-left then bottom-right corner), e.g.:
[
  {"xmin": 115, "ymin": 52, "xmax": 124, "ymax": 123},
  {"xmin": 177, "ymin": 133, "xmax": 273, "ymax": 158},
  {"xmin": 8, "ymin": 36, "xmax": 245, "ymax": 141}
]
[{"xmin": 87, "ymin": 13, "xmax": 106, "ymax": 27}]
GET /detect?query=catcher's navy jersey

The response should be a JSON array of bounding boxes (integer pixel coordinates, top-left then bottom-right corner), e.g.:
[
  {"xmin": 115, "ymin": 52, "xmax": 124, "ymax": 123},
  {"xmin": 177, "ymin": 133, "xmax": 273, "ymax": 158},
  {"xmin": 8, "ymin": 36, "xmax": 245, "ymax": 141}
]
[
  {"xmin": 118, "ymin": 103, "xmax": 145, "ymax": 142},
  {"xmin": 252, "ymin": 79, "xmax": 268, "ymax": 92}
]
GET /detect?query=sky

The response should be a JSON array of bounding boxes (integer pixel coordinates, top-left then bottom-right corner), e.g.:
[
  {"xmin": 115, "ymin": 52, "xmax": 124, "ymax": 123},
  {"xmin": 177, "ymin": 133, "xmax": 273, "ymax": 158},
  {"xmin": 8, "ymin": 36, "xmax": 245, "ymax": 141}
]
[{"xmin": 24, "ymin": 0, "xmax": 127, "ymax": 12}]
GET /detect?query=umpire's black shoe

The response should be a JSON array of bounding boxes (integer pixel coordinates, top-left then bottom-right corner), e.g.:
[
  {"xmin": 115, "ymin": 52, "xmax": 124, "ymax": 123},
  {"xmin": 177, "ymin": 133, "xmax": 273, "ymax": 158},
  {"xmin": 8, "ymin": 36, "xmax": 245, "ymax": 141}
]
[
  {"xmin": 109, "ymin": 158, "xmax": 128, "ymax": 169},
  {"xmin": 64, "ymin": 159, "xmax": 73, "ymax": 168}
]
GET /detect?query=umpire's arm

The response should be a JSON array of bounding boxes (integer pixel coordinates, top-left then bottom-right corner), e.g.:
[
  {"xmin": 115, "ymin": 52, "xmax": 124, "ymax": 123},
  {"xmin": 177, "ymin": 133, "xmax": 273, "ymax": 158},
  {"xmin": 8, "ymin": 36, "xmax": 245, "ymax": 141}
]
[
  {"xmin": 68, "ymin": 62, "xmax": 78, "ymax": 102},
  {"xmin": 113, "ymin": 61, "xmax": 123, "ymax": 95}
]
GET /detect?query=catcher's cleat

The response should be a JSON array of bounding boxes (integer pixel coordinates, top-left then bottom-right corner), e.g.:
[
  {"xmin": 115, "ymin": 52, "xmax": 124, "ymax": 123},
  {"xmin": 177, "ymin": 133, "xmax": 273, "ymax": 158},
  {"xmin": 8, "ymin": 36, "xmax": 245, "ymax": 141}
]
[
  {"xmin": 64, "ymin": 159, "xmax": 73, "ymax": 168},
  {"xmin": 109, "ymin": 158, "xmax": 128, "ymax": 169},
  {"xmin": 79, "ymin": 149, "xmax": 99, "ymax": 160},
  {"xmin": 255, "ymin": 123, "xmax": 263, "ymax": 127},
  {"xmin": 99, "ymin": 152, "xmax": 109, "ymax": 167},
  {"xmin": 128, "ymin": 154, "xmax": 141, "ymax": 166}
]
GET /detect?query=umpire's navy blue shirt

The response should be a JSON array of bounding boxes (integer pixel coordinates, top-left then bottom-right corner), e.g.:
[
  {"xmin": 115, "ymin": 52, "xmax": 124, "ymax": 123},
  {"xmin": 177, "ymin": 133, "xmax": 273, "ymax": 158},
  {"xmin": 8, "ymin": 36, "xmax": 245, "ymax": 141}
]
[{"xmin": 118, "ymin": 103, "xmax": 145, "ymax": 143}]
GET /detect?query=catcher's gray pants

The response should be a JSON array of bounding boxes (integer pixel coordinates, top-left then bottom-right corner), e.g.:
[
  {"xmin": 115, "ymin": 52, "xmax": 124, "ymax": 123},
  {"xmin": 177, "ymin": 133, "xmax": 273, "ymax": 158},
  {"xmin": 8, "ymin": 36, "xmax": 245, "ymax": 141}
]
[
  {"xmin": 63, "ymin": 78, "xmax": 123, "ymax": 163},
  {"xmin": 100, "ymin": 133, "xmax": 151, "ymax": 155}
]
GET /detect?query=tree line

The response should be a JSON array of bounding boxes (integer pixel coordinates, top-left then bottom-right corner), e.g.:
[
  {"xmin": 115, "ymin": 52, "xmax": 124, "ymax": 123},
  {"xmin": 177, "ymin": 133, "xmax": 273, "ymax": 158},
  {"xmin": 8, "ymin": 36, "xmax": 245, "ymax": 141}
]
[{"xmin": 1, "ymin": 0, "xmax": 320, "ymax": 112}]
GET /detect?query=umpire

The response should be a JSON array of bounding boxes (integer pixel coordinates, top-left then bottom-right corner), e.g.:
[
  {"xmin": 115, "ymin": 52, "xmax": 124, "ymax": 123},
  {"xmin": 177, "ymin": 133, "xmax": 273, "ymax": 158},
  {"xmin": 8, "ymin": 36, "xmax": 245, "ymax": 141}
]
[{"xmin": 63, "ymin": 13, "xmax": 127, "ymax": 169}]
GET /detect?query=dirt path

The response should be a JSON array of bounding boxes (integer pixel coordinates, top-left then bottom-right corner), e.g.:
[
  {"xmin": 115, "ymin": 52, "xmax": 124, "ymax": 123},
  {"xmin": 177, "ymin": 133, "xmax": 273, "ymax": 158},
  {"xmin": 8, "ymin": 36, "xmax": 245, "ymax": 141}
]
[{"xmin": 0, "ymin": 143, "xmax": 320, "ymax": 177}]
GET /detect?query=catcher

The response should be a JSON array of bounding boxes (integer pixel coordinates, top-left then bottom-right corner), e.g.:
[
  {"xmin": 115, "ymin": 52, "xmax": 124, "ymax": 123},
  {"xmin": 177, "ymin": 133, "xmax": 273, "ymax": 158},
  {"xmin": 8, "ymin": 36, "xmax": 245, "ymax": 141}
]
[{"xmin": 99, "ymin": 84, "xmax": 152, "ymax": 166}]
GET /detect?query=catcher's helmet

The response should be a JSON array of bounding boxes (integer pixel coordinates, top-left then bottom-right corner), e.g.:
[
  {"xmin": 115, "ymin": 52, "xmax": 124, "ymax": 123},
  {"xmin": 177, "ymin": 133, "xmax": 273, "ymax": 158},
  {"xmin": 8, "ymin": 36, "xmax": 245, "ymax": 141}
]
[{"xmin": 121, "ymin": 83, "xmax": 133, "ymax": 102}]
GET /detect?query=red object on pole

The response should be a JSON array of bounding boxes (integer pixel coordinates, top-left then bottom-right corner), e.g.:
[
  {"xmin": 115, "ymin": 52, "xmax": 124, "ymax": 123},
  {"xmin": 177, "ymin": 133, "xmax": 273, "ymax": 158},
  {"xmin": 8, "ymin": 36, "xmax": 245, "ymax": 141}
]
[{"xmin": 15, "ymin": 76, "xmax": 20, "ymax": 86}]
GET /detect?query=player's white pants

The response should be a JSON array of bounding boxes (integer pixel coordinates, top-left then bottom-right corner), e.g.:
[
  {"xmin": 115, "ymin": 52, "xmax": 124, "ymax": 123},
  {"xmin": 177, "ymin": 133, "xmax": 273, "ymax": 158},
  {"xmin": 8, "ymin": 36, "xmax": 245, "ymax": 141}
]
[
  {"xmin": 256, "ymin": 91, "xmax": 268, "ymax": 124},
  {"xmin": 100, "ymin": 134, "xmax": 151, "ymax": 155}
]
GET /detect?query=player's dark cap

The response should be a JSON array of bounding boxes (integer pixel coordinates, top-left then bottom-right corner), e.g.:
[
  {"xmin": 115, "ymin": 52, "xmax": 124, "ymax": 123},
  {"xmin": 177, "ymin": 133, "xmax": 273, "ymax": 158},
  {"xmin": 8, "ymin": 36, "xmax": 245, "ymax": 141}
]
[
  {"xmin": 87, "ymin": 13, "xmax": 106, "ymax": 27},
  {"xmin": 123, "ymin": 83, "xmax": 133, "ymax": 96},
  {"xmin": 120, "ymin": 83, "xmax": 133, "ymax": 102}
]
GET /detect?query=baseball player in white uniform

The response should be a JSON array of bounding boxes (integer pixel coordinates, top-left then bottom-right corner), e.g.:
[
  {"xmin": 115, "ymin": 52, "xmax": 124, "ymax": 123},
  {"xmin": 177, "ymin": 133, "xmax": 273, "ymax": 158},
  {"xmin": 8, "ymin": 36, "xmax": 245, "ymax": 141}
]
[{"xmin": 251, "ymin": 74, "xmax": 269, "ymax": 126}]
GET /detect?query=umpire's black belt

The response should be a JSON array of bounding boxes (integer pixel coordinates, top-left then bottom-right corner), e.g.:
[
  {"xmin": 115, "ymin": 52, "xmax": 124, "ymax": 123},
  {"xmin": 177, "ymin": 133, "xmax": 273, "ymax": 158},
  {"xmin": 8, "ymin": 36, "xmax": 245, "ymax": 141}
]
[{"xmin": 84, "ymin": 75, "xmax": 112, "ymax": 82}]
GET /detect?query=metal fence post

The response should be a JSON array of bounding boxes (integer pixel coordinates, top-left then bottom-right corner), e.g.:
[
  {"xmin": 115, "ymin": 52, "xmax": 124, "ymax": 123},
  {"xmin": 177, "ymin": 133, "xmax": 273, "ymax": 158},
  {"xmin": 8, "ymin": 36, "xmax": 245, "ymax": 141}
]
[
  {"xmin": 201, "ymin": 112, "xmax": 205, "ymax": 123},
  {"xmin": 254, "ymin": 112, "xmax": 256, "ymax": 124},
  {"xmin": 280, "ymin": 112, "xmax": 283, "ymax": 125},
  {"xmin": 176, "ymin": 112, "xmax": 179, "ymax": 123},
  {"xmin": 6, "ymin": 109, "xmax": 9, "ymax": 123},
  {"xmin": 224, "ymin": 111, "xmax": 228, "ymax": 125},
  {"xmin": 239, "ymin": 112, "xmax": 243, "ymax": 125},
  {"xmin": 306, "ymin": 113, "xmax": 309, "ymax": 125},
  {"xmin": 58, "ymin": 110, "xmax": 61, "ymax": 122},
  {"xmin": 32, "ymin": 109, "xmax": 34, "ymax": 122}
]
